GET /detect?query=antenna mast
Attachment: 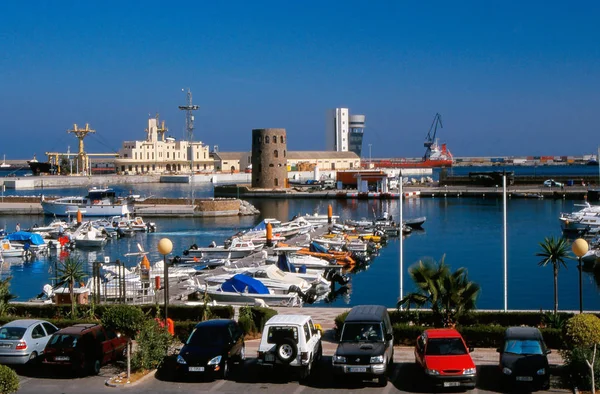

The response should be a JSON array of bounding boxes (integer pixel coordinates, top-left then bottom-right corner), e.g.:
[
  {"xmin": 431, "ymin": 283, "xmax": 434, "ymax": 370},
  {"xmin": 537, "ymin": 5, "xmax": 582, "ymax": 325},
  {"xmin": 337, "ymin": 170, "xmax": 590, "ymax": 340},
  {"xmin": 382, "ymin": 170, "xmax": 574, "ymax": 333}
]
[{"xmin": 178, "ymin": 88, "xmax": 199, "ymax": 205}]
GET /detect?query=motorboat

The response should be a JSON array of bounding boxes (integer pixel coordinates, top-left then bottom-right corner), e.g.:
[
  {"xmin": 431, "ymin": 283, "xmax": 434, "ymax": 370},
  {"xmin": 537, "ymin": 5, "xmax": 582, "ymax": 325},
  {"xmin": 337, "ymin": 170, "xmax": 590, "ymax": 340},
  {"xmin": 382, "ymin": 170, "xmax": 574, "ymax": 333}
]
[
  {"xmin": 2, "ymin": 231, "xmax": 48, "ymax": 257},
  {"xmin": 272, "ymin": 217, "xmax": 315, "ymax": 238},
  {"xmin": 183, "ymin": 238, "xmax": 263, "ymax": 260},
  {"xmin": 200, "ymin": 274, "xmax": 302, "ymax": 307},
  {"xmin": 127, "ymin": 216, "xmax": 157, "ymax": 232},
  {"xmin": 268, "ymin": 246, "xmax": 346, "ymax": 271},
  {"xmin": 0, "ymin": 155, "xmax": 10, "ymax": 169},
  {"xmin": 297, "ymin": 212, "xmax": 339, "ymax": 225},
  {"xmin": 41, "ymin": 187, "xmax": 133, "ymax": 217},
  {"xmin": 72, "ymin": 222, "xmax": 107, "ymax": 248},
  {"xmin": 560, "ymin": 203, "xmax": 600, "ymax": 233}
]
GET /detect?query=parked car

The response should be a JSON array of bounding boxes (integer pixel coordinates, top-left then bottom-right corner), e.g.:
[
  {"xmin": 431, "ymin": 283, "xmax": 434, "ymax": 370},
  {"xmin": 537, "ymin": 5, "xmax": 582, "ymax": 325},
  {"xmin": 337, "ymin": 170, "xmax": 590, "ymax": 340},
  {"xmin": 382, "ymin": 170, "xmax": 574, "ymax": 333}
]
[
  {"xmin": 543, "ymin": 179, "xmax": 563, "ymax": 188},
  {"xmin": 498, "ymin": 327, "xmax": 550, "ymax": 391},
  {"xmin": 332, "ymin": 305, "xmax": 394, "ymax": 387},
  {"xmin": 0, "ymin": 319, "xmax": 58, "ymax": 365},
  {"xmin": 42, "ymin": 323, "xmax": 127, "ymax": 375},
  {"xmin": 414, "ymin": 328, "xmax": 477, "ymax": 389},
  {"xmin": 175, "ymin": 319, "xmax": 245, "ymax": 380},
  {"xmin": 256, "ymin": 314, "xmax": 322, "ymax": 379}
]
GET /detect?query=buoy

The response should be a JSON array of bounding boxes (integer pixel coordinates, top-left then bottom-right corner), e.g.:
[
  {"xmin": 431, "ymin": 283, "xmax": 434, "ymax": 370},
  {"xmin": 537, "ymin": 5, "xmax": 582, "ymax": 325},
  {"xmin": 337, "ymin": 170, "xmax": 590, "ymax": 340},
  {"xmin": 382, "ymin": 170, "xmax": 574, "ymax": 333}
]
[
  {"xmin": 76, "ymin": 209, "xmax": 82, "ymax": 224},
  {"xmin": 327, "ymin": 204, "xmax": 333, "ymax": 224},
  {"xmin": 266, "ymin": 222, "xmax": 273, "ymax": 247}
]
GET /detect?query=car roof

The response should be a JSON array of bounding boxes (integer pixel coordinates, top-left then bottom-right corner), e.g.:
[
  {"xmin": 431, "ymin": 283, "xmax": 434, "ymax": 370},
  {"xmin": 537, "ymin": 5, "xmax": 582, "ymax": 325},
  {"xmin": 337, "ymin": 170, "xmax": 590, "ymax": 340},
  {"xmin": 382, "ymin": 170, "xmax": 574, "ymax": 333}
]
[
  {"xmin": 194, "ymin": 319, "xmax": 234, "ymax": 328},
  {"xmin": 424, "ymin": 328, "xmax": 463, "ymax": 339},
  {"xmin": 54, "ymin": 323, "xmax": 101, "ymax": 335},
  {"xmin": 505, "ymin": 326, "xmax": 543, "ymax": 340},
  {"xmin": 265, "ymin": 314, "xmax": 312, "ymax": 325},
  {"xmin": 345, "ymin": 305, "xmax": 388, "ymax": 322},
  {"xmin": 1, "ymin": 319, "xmax": 48, "ymax": 328}
]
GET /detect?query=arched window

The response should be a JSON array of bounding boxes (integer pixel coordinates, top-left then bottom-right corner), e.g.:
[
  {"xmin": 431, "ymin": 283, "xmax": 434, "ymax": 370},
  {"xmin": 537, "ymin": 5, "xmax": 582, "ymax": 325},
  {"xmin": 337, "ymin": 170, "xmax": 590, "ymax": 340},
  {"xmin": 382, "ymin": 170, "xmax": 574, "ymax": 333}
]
[
  {"xmin": 265, "ymin": 136, "xmax": 270, "ymax": 143},
  {"xmin": 280, "ymin": 136, "xmax": 285, "ymax": 143},
  {"xmin": 284, "ymin": 150, "xmax": 286, "ymax": 158},
  {"xmin": 257, "ymin": 136, "xmax": 262, "ymax": 143},
  {"xmin": 274, "ymin": 150, "xmax": 278, "ymax": 158},
  {"xmin": 274, "ymin": 178, "xmax": 279, "ymax": 187},
  {"xmin": 273, "ymin": 136, "xmax": 277, "ymax": 144}
]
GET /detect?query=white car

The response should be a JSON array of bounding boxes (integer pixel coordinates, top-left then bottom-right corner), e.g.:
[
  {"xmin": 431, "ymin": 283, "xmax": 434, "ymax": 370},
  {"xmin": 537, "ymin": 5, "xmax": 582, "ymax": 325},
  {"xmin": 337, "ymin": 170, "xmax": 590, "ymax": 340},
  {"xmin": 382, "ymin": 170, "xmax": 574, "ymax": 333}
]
[
  {"xmin": 256, "ymin": 314, "xmax": 322, "ymax": 379},
  {"xmin": 543, "ymin": 179, "xmax": 563, "ymax": 188},
  {"xmin": 0, "ymin": 319, "xmax": 59, "ymax": 364}
]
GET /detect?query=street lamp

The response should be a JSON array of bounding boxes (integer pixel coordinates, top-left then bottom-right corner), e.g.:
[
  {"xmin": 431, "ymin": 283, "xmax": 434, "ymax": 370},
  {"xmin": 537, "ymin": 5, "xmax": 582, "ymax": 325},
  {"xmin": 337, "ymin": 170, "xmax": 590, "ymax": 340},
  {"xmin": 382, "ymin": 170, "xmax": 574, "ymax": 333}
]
[
  {"xmin": 572, "ymin": 238, "xmax": 589, "ymax": 314},
  {"xmin": 157, "ymin": 238, "xmax": 173, "ymax": 321}
]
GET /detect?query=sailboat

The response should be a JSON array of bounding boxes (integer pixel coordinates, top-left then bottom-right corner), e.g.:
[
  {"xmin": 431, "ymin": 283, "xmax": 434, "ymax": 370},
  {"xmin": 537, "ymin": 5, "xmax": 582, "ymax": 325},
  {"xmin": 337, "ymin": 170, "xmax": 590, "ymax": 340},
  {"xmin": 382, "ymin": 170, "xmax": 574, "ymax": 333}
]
[{"xmin": 0, "ymin": 155, "xmax": 10, "ymax": 169}]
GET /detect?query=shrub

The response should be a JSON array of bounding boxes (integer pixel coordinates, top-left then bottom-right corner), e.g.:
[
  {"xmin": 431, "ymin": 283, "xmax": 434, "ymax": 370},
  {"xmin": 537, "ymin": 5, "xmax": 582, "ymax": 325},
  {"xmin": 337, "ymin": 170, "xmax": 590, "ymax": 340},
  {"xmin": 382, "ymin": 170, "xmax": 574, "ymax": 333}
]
[
  {"xmin": 101, "ymin": 304, "xmax": 145, "ymax": 340},
  {"xmin": 238, "ymin": 306, "xmax": 256, "ymax": 334},
  {"xmin": 250, "ymin": 307, "xmax": 278, "ymax": 333},
  {"xmin": 561, "ymin": 346, "xmax": 600, "ymax": 391},
  {"xmin": 0, "ymin": 364, "xmax": 19, "ymax": 394},
  {"xmin": 131, "ymin": 319, "xmax": 174, "ymax": 371}
]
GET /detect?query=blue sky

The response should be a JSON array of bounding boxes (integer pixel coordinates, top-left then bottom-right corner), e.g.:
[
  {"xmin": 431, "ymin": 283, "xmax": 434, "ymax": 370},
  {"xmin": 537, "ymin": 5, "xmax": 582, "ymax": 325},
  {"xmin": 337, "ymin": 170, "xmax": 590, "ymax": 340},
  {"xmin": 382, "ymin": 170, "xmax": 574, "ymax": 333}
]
[{"xmin": 1, "ymin": 1, "xmax": 598, "ymax": 159}]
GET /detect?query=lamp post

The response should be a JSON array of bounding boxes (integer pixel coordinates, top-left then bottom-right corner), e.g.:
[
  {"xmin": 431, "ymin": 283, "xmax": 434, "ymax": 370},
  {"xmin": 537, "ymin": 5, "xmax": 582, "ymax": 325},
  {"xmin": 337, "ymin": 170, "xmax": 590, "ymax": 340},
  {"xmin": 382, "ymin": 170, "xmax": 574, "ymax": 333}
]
[
  {"xmin": 157, "ymin": 238, "xmax": 173, "ymax": 321},
  {"xmin": 572, "ymin": 238, "xmax": 589, "ymax": 314},
  {"xmin": 368, "ymin": 144, "xmax": 372, "ymax": 166}
]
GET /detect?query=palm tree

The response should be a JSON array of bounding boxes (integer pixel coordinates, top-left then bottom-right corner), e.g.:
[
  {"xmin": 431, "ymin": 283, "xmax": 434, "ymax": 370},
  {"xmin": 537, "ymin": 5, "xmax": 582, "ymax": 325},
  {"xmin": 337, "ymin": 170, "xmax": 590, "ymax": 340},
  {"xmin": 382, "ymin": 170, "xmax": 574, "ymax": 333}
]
[
  {"xmin": 536, "ymin": 236, "xmax": 572, "ymax": 315},
  {"xmin": 0, "ymin": 277, "xmax": 17, "ymax": 317},
  {"xmin": 56, "ymin": 256, "xmax": 87, "ymax": 317},
  {"xmin": 398, "ymin": 256, "xmax": 480, "ymax": 327}
]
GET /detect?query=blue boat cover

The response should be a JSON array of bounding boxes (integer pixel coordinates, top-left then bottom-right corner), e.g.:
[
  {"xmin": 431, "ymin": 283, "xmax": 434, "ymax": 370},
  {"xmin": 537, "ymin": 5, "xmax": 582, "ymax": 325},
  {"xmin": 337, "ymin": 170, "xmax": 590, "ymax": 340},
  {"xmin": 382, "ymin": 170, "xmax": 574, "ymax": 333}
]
[
  {"xmin": 276, "ymin": 253, "xmax": 297, "ymax": 273},
  {"xmin": 249, "ymin": 220, "xmax": 267, "ymax": 232},
  {"xmin": 220, "ymin": 274, "xmax": 269, "ymax": 294},
  {"xmin": 5, "ymin": 231, "xmax": 45, "ymax": 245},
  {"xmin": 309, "ymin": 241, "xmax": 329, "ymax": 254}
]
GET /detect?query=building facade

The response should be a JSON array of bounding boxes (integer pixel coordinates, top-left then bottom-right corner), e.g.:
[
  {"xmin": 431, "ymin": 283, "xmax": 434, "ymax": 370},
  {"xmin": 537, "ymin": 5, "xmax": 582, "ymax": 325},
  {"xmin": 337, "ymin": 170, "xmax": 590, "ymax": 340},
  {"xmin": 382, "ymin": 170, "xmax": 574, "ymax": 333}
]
[
  {"xmin": 115, "ymin": 116, "xmax": 213, "ymax": 174},
  {"xmin": 326, "ymin": 108, "xmax": 366, "ymax": 157},
  {"xmin": 287, "ymin": 151, "xmax": 360, "ymax": 171}
]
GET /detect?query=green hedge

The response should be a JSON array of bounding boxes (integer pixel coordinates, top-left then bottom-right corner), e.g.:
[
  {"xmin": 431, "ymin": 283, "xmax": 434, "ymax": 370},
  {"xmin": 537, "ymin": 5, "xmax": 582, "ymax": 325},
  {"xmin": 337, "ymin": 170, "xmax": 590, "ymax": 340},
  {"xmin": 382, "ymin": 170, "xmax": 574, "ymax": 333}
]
[
  {"xmin": 6, "ymin": 304, "xmax": 234, "ymax": 321},
  {"xmin": 387, "ymin": 310, "xmax": 579, "ymax": 327}
]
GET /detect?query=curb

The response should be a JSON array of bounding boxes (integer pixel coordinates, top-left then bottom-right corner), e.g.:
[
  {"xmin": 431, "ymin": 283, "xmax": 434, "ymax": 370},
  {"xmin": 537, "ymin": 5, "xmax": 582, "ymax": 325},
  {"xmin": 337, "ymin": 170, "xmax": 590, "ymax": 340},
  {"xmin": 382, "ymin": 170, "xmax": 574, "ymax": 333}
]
[{"xmin": 105, "ymin": 369, "xmax": 157, "ymax": 388}]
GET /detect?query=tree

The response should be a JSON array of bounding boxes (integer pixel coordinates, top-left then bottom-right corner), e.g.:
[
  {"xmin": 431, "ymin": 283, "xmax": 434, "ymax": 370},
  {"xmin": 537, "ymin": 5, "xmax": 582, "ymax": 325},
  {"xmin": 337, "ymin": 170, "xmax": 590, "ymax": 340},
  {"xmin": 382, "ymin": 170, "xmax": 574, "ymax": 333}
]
[
  {"xmin": 101, "ymin": 304, "xmax": 145, "ymax": 382},
  {"xmin": 55, "ymin": 256, "xmax": 87, "ymax": 318},
  {"xmin": 0, "ymin": 277, "xmax": 17, "ymax": 317},
  {"xmin": 536, "ymin": 236, "xmax": 572, "ymax": 315},
  {"xmin": 564, "ymin": 314, "xmax": 600, "ymax": 393},
  {"xmin": 397, "ymin": 256, "xmax": 481, "ymax": 327}
]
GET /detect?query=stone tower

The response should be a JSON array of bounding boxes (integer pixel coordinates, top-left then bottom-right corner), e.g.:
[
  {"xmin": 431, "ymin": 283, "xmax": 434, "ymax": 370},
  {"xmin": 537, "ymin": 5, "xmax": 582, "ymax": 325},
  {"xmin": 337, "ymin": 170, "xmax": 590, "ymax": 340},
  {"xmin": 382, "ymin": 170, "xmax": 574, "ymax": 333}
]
[{"xmin": 251, "ymin": 128, "xmax": 288, "ymax": 189}]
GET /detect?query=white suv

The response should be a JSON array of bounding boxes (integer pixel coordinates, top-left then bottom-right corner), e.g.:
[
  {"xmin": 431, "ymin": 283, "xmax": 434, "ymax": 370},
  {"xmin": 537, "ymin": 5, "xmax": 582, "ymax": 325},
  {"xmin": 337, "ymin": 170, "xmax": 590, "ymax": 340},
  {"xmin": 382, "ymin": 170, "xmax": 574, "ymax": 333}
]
[{"xmin": 257, "ymin": 314, "xmax": 322, "ymax": 379}]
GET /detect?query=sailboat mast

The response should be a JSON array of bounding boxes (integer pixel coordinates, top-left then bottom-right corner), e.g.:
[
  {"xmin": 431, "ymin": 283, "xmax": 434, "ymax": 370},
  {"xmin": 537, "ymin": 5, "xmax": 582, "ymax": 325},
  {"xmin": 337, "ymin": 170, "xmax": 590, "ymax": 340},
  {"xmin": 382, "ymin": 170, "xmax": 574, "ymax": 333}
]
[{"xmin": 178, "ymin": 88, "xmax": 200, "ymax": 206}]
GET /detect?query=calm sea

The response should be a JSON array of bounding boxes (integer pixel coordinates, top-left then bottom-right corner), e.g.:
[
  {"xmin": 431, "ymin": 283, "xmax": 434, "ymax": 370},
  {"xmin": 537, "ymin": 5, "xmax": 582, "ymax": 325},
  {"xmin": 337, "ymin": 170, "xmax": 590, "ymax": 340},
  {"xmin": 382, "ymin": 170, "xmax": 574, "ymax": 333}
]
[{"xmin": 1, "ymin": 165, "xmax": 599, "ymax": 311}]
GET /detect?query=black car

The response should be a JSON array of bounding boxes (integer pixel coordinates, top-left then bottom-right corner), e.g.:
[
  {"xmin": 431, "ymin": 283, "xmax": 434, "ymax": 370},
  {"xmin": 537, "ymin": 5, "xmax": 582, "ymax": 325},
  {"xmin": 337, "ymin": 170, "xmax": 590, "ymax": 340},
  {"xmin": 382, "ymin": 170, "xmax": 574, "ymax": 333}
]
[
  {"xmin": 498, "ymin": 327, "xmax": 551, "ymax": 391},
  {"xmin": 175, "ymin": 319, "xmax": 245, "ymax": 380}
]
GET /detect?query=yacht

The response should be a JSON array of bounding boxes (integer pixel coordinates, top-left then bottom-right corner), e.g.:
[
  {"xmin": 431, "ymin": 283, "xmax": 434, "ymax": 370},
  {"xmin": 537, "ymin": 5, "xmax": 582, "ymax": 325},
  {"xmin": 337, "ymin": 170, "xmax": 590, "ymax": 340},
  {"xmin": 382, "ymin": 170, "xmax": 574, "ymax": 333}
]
[
  {"xmin": 41, "ymin": 187, "xmax": 133, "ymax": 217},
  {"xmin": 183, "ymin": 238, "xmax": 263, "ymax": 260}
]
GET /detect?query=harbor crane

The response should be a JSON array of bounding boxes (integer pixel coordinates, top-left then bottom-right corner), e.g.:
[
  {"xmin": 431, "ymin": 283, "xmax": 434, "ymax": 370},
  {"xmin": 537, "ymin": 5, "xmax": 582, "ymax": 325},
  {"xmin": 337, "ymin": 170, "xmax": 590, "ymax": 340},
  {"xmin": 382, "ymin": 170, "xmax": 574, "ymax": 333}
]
[
  {"xmin": 67, "ymin": 123, "xmax": 95, "ymax": 174},
  {"xmin": 423, "ymin": 113, "xmax": 443, "ymax": 160}
]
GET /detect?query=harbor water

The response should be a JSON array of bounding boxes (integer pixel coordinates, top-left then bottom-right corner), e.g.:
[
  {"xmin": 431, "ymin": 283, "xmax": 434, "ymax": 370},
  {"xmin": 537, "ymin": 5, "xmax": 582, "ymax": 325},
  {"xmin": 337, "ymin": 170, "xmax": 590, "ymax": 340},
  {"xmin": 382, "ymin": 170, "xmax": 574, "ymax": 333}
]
[{"xmin": 1, "ymin": 179, "xmax": 598, "ymax": 312}]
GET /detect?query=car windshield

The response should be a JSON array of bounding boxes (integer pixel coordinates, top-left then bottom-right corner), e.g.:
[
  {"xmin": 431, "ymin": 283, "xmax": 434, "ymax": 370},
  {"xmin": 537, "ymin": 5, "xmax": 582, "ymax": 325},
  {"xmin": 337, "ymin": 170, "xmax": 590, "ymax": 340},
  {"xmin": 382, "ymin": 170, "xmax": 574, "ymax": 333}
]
[
  {"xmin": 504, "ymin": 339, "xmax": 544, "ymax": 355},
  {"xmin": 340, "ymin": 323, "xmax": 383, "ymax": 342},
  {"xmin": 426, "ymin": 338, "xmax": 468, "ymax": 355},
  {"xmin": 267, "ymin": 326, "xmax": 298, "ymax": 344},
  {"xmin": 48, "ymin": 334, "xmax": 79, "ymax": 348},
  {"xmin": 0, "ymin": 327, "xmax": 26, "ymax": 340},
  {"xmin": 187, "ymin": 326, "xmax": 227, "ymax": 347}
]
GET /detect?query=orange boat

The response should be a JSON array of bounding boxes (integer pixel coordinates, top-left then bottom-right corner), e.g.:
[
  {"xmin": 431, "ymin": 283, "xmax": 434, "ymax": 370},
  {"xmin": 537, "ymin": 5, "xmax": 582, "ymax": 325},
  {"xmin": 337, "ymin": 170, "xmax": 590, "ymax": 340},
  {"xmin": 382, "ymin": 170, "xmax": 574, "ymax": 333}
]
[{"xmin": 277, "ymin": 243, "xmax": 356, "ymax": 267}]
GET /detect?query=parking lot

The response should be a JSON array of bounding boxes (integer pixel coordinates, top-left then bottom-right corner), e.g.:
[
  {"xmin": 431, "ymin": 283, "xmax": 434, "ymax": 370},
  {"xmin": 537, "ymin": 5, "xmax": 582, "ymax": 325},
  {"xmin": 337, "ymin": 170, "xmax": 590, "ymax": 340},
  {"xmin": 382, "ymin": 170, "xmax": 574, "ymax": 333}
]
[{"xmin": 14, "ymin": 340, "xmax": 567, "ymax": 393}]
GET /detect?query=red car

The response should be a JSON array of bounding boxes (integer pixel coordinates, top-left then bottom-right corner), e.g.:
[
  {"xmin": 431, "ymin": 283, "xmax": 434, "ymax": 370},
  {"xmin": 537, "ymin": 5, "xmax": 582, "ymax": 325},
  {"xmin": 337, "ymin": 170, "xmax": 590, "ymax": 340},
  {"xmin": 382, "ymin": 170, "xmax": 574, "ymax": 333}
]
[
  {"xmin": 42, "ymin": 323, "xmax": 127, "ymax": 376},
  {"xmin": 414, "ymin": 328, "xmax": 477, "ymax": 389}
]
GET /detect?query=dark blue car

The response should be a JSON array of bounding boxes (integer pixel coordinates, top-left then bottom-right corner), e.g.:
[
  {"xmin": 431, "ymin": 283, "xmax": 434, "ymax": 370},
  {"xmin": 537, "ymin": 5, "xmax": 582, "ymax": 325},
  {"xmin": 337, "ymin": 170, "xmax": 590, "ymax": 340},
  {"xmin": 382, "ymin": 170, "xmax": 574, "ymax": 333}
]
[{"xmin": 175, "ymin": 319, "xmax": 245, "ymax": 380}]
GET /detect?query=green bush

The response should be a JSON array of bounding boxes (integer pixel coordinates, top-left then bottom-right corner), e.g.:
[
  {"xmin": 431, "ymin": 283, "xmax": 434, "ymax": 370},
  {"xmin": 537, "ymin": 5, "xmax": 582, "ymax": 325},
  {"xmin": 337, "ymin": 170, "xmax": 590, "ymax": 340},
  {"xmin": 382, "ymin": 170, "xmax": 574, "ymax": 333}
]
[
  {"xmin": 131, "ymin": 319, "xmax": 174, "ymax": 371},
  {"xmin": 561, "ymin": 346, "xmax": 600, "ymax": 391},
  {"xmin": 0, "ymin": 364, "xmax": 19, "ymax": 394},
  {"xmin": 249, "ymin": 307, "xmax": 278, "ymax": 333},
  {"xmin": 101, "ymin": 305, "xmax": 145, "ymax": 339},
  {"xmin": 238, "ymin": 306, "xmax": 257, "ymax": 334}
]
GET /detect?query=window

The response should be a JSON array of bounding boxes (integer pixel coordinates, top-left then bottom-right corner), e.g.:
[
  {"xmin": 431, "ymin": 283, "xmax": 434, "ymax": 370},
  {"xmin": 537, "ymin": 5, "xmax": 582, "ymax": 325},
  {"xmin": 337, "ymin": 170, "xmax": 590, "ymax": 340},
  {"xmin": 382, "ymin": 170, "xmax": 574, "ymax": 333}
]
[
  {"xmin": 303, "ymin": 323, "xmax": 311, "ymax": 342},
  {"xmin": 280, "ymin": 136, "xmax": 285, "ymax": 143},
  {"xmin": 274, "ymin": 150, "xmax": 278, "ymax": 158},
  {"xmin": 95, "ymin": 329, "xmax": 106, "ymax": 342},
  {"xmin": 425, "ymin": 338, "xmax": 468, "ymax": 356},
  {"xmin": 274, "ymin": 178, "xmax": 279, "ymax": 186},
  {"xmin": 31, "ymin": 324, "xmax": 46, "ymax": 339},
  {"xmin": 265, "ymin": 136, "xmax": 270, "ymax": 143},
  {"xmin": 269, "ymin": 164, "xmax": 274, "ymax": 167},
  {"xmin": 43, "ymin": 323, "xmax": 58, "ymax": 335},
  {"xmin": 267, "ymin": 326, "xmax": 298, "ymax": 344},
  {"xmin": 308, "ymin": 320, "xmax": 316, "ymax": 336},
  {"xmin": 273, "ymin": 137, "xmax": 277, "ymax": 144},
  {"xmin": 258, "ymin": 136, "xmax": 262, "ymax": 143},
  {"xmin": 284, "ymin": 150, "xmax": 286, "ymax": 158}
]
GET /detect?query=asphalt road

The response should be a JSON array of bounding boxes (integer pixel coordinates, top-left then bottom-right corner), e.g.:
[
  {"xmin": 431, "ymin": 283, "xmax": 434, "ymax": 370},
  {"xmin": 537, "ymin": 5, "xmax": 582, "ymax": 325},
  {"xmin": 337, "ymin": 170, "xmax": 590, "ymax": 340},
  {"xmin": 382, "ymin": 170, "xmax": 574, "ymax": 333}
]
[{"xmin": 15, "ymin": 356, "xmax": 567, "ymax": 394}]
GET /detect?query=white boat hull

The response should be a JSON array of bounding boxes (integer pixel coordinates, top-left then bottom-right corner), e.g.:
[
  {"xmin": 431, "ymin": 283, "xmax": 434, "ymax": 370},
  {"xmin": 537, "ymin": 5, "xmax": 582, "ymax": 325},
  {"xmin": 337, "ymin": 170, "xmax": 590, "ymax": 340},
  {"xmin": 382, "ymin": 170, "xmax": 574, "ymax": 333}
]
[{"xmin": 42, "ymin": 201, "xmax": 131, "ymax": 217}]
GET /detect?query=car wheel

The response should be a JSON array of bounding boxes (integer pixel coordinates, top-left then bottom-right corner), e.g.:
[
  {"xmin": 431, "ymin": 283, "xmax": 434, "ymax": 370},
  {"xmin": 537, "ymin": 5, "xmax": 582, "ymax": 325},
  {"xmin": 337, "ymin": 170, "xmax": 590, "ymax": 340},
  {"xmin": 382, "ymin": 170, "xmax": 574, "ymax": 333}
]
[
  {"xmin": 91, "ymin": 359, "xmax": 101, "ymax": 375},
  {"xmin": 221, "ymin": 360, "xmax": 229, "ymax": 380},
  {"xmin": 275, "ymin": 338, "xmax": 297, "ymax": 364},
  {"xmin": 378, "ymin": 375, "xmax": 387, "ymax": 387},
  {"xmin": 239, "ymin": 345, "xmax": 246, "ymax": 362},
  {"xmin": 301, "ymin": 358, "xmax": 312, "ymax": 380},
  {"xmin": 27, "ymin": 351, "xmax": 38, "ymax": 364}
]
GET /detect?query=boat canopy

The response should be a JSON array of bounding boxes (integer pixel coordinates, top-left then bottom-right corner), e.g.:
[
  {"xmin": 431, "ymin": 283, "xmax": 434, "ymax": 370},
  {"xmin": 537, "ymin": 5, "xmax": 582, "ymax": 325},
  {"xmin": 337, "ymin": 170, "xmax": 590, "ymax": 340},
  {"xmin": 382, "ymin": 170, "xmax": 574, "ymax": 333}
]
[
  {"xmin": 5, "ymin": 231, "xmax": 45, "ymax": 245},
  {"xmin": 220, "ymin": 274, "xmax": 269, "ymax": 294},
  {"xmin": 310, "ymin": 241, "xmax": 329, "ymax": 254},
  {"xmin": 276, "ymin": 253, "xmax": 297, "ymax": 273},
  {"xmin": 249, "ymin": 220, "xmax": 267, "ymax": 232}
]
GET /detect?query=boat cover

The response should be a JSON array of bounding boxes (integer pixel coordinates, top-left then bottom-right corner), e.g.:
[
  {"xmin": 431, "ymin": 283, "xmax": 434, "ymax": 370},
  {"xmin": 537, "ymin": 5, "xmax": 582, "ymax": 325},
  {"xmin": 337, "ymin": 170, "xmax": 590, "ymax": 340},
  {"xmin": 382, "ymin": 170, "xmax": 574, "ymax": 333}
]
[
  {"xmin": 220, "ymin": 274, "xmax": 269, "ymax": 294},
  {"xmin": 249, "ymin": 220, "xmax": 267, "ymax": 232},
  {"xmin": 5, "ymin": 231, "xmax": 45, "ymax": 245},
  {"xmin": 276, "ymin": 253, "xmax": 297, "ymax": 273},
  {"xmin": 310, "ymin": 241, "xmax": 329, "ymax": 254}
]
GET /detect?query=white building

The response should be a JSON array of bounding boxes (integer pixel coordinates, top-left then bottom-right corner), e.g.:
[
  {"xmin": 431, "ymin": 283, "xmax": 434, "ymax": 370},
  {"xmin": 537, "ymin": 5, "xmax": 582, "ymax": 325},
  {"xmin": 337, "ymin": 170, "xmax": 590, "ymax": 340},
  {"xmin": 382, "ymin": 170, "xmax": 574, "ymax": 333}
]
[
  {"xmin": 326, "ymin": 108, "xmax": 366, "ymax": 156},
  {"xmin": 326, "ymin": 108, "xmax": 349, "ymax": 152},
  {"xmin": 115, "ymin": 116, "xmax": 213, "ymax": 174}
]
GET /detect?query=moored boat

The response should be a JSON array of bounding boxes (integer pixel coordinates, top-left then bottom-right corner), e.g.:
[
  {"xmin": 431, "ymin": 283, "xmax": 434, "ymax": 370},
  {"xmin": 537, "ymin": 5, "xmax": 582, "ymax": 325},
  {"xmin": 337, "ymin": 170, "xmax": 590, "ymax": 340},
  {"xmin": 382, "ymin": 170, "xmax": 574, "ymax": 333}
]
[{"xmin": 41, "ymin": 187, "xmax": 133, "ymax": 217}]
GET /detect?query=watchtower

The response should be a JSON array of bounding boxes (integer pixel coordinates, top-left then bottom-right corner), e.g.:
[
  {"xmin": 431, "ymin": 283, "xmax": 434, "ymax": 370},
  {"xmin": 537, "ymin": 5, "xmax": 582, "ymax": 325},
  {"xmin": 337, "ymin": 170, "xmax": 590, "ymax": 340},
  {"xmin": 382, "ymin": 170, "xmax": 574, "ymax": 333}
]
[{"xmin": 251, "ymin": 128, "xmax": 287, "ymax": 189}]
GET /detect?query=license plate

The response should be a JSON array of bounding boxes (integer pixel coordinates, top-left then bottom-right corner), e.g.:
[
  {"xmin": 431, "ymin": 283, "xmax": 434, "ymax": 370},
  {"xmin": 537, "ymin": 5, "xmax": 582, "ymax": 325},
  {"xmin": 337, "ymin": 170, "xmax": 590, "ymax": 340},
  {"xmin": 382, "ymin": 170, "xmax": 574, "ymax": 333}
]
[
  {"xmin": 188, "ymin": 366, "xmax": 204, "ymax": 372},
  {"xmin": 0, "ymin": 344, "xmax": 10, "ymax": 348},
  {"xmin": 55, "ymin": 356, "xmax": 69, "ymax": 361},
  {"xmin": 265, "ymin": 354, "xmax": 274, "ymax": 362},
  {"xmin": 516, "ymin": 376, "xmax": 533, "ymax": 382},
  {"xmin": 443, "ymin": 382, "xmax": 460, "ymax": 387},
  {"xmin": 348, "ymin": 367, "xmax": 367, "ymax": 373}
]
